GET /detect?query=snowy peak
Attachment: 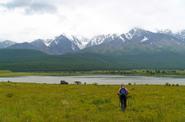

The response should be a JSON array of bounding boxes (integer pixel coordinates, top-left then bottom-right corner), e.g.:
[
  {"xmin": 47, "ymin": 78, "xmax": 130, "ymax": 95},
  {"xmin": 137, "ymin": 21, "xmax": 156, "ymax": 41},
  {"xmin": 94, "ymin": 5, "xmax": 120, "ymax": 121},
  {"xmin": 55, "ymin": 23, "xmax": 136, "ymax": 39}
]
[
  {"xmin": 42, "ymin": 34, "xmax": 89, "ymax": 49},
  {"xmin": 53, "ymin": 34, "xmax": 69, "ymax": 44},
  {"xmin": 176, "ymin": 30, "xmax": 185, "ymax": 40},
  {"xmin": 140, "ymin": 36, "xmax": 149, "ymax": 43},
  {"xmin": 158, "ymin": 29, "xmax": 173, "ymax": 34},
  {"xmin": 69, "ymin": 35, "xmax": 89, "ymax": 49},
  {"xmin": 119, "ymin": 34, "xmax": 126, "ymax": 43},
  {"xmin": 125, "ymin": 28, "xmax": 148, "ymax": 40},
  {"xmin": 44, "ymin": 39, "xmax": 53, "ymax": 47},
  {"xmin": 88, "ymin": 35, "xmax": 110, "ymax": 46},
  {"xmin": 30, "ymin": 39, "xmax": 49, "ymax": 51},
  {"xmin": 0, "ymin": 40, "xmax": 15, "ymax": 48},
  {"xmin": 31, "ymin": 39, "xmax": 45, "ymax": 45},
  {"xmin": 87, "ymin": 34, "xmax": 125, "ymax": 47},
  {"xmin": 2, "ymin": 40, "xmax": 15, "ymax": 45}
]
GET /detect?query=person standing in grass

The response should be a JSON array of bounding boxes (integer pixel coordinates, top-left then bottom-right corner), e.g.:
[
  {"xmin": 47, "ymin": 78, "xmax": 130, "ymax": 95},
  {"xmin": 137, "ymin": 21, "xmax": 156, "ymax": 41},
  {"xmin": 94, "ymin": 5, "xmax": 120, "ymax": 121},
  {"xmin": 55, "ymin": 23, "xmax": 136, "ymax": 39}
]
[{"xmin": 117, "ymin": 84, "xmax": 128, "ymax": 111}]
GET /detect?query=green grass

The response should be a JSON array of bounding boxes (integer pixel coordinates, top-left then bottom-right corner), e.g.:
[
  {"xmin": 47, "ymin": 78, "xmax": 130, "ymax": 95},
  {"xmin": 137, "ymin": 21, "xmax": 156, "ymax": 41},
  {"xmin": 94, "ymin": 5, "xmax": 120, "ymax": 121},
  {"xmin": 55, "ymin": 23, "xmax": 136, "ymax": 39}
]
[
  {"xmin": 0, "ymin": 83, "xmax": 185, "ymax": 122},
  {"xmin": 0, "ymin": 70, "xmax": 81, "ymax": 77},
  {"xmin": 2, "ymin": 70, "xmax": 185, "ymax": 77}
]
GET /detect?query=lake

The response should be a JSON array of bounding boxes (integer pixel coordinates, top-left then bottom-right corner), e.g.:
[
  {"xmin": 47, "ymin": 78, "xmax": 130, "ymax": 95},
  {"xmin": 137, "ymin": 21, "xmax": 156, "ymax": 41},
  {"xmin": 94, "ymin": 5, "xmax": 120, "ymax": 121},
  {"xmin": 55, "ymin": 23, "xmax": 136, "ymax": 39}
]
[{"xmin": 0, "ymin": 75, "xmax": 185, "ymax": 85}]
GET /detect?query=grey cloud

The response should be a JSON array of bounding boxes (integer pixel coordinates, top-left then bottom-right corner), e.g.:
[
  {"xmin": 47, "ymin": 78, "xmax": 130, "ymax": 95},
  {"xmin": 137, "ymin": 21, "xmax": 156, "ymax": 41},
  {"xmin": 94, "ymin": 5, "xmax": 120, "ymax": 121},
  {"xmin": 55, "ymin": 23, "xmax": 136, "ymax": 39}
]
[{"xmin": 1, "ymin": 0, "xmax": 58, "ymax": 14}]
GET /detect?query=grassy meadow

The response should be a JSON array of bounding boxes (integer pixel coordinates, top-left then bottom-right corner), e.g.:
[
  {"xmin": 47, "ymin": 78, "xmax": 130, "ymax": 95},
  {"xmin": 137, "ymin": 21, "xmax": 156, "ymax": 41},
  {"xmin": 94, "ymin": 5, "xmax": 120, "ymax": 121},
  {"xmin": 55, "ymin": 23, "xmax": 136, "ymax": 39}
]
[{"xmin": 0, "ymin": 83, "xmax": 185, "ymax": 122}]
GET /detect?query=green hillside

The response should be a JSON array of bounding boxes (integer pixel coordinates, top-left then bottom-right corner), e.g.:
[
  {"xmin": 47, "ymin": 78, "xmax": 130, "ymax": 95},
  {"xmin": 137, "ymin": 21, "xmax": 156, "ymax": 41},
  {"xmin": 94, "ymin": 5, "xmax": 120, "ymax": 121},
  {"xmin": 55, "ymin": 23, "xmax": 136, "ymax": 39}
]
[
  {"xmin": 0, "ymin": 49, "xmax": 110, "ymax": 71},
  {"xmin": 1, "ymin": 49, "xmax": 185, "ymax": 71}
]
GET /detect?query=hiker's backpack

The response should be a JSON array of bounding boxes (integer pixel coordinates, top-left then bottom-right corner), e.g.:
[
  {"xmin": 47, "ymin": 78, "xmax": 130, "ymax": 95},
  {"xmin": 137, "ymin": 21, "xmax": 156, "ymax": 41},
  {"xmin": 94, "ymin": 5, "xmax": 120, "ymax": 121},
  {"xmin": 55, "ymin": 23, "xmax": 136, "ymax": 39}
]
[{"xmin": 120, "ymin": 88, "xmax": 128, "ymax": 95}]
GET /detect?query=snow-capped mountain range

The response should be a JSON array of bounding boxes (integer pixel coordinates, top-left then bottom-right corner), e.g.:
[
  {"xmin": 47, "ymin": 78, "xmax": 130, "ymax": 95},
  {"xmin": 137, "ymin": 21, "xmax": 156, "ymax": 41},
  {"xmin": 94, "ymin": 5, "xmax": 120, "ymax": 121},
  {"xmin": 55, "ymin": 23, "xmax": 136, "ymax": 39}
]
[
  {"xmin": 0, "ymin": 40, "xmax": 15, "ymax": 48},
  {"xmin": 1, "ymin": 28, "xmax": 185, "ymax": 55}
]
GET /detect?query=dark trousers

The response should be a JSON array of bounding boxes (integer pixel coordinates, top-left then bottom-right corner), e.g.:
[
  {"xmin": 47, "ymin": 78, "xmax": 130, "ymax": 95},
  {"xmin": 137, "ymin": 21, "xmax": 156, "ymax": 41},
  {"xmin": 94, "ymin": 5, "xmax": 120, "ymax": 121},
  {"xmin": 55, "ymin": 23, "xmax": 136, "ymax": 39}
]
[{"xmin": 119, "ymin": 95, "xmax": 127, "ymax": 111}]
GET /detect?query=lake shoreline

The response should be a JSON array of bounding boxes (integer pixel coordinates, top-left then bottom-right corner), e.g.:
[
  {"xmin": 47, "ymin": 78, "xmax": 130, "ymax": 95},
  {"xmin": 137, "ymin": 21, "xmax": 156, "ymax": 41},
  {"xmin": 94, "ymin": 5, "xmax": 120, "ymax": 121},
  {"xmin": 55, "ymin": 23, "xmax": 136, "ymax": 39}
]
[
  {"xmin": 1, "ymin": 75, "xmax": 185, "ymax": 85},
  {"xmin": 2, "ymin": 69, "xmax": 185, "ymax": 78}
]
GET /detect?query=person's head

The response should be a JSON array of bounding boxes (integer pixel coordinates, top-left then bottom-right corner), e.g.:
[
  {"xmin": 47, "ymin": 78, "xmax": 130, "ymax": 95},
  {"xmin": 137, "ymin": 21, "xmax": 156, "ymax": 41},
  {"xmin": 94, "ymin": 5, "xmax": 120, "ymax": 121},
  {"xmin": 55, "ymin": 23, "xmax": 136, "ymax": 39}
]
[{"xmin": 120, "ymin": 84, "xmax": 125, "ymax": 88}]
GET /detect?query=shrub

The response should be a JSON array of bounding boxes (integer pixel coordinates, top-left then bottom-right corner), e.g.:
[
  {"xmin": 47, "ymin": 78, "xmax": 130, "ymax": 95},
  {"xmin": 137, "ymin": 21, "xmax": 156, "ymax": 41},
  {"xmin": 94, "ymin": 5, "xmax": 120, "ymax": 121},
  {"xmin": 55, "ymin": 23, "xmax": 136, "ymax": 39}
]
[
  {"xmin": 7, "ymin": 80, "xmax": 11, "ymax": 83},
  {"xmin": 74, "ymin": 81, "xmax": 82, "ymax": 85},
  {"xmin": 128, "ymin": 83, "xmax": 132, "ymax": 85},
  {"xmin": 92, "ymin": 99, "xmax": 111, "ymax": 105},
  {"xmin": 92, "ymin": 82, "xmax": 98, "ymax": 85},
  {"xmin": 165, "ymin": 82, "xmax": 171, "ymax": 86},
  {"xmin": 6, "ymin": 93, "xmax": 14, "ymax": 98}
]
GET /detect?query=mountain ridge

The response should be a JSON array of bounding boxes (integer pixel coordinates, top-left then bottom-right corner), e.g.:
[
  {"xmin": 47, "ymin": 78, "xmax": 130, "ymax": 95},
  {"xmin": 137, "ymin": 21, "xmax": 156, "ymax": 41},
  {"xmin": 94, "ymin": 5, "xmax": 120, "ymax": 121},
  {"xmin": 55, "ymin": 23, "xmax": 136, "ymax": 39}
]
[{"xmin": 1, "ymin": 28, "xmax": 185, "ymax": 55}]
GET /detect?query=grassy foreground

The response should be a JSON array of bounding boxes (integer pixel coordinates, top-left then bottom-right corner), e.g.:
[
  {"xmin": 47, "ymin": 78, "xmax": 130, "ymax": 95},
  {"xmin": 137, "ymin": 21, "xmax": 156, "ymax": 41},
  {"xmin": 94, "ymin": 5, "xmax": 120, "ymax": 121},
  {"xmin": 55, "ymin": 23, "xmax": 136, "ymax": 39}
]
[{"xmin": 0, "ymin": 83, "xmax": 185, "ymax": 122}]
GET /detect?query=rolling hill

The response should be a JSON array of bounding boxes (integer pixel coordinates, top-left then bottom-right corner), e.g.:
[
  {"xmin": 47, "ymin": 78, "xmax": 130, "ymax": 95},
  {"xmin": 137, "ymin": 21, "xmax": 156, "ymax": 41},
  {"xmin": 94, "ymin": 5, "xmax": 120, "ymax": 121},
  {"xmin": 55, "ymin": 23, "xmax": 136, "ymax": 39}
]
[{"xmin": 1, "ymin": 49, "xmax": 185, "ymax": 71}]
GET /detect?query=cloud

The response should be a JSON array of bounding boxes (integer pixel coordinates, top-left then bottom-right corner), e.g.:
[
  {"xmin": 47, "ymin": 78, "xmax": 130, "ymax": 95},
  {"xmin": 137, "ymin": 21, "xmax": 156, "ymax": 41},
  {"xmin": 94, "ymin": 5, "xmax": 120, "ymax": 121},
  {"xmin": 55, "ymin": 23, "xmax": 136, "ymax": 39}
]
[
  {"xmin": 1, "ymin": 0, "xmax": 58, "ymax": 14},
  {"xmin": 0, "ymin": 0, "xmax": 185, "ymax": 42}
]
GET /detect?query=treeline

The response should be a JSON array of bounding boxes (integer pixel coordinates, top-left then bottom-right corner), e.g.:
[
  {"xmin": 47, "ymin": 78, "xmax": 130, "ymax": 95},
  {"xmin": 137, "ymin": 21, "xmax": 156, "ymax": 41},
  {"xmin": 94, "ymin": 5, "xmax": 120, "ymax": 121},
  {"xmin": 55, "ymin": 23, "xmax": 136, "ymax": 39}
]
[{"xmin": 88, "ymin": 70, "xmax": 185, "ymax": 76}]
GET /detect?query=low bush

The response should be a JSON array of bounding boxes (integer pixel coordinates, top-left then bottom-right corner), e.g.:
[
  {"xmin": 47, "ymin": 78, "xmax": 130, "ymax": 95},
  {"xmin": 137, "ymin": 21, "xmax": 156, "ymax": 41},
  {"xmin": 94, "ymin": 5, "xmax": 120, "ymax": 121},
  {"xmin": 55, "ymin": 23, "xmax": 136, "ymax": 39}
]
[{"xmin": 74, "ymin": 81, "xmax": 82, "ymax": 85}]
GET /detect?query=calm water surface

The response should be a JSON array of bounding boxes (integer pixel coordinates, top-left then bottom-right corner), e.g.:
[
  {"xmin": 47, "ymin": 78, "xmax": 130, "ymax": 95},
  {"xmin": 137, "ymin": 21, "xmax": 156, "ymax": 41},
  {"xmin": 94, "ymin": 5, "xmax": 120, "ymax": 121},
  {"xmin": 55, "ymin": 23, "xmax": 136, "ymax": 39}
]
[{"xmin": 0, "ymin": 75, "xmax": 185, "ymax": 85}]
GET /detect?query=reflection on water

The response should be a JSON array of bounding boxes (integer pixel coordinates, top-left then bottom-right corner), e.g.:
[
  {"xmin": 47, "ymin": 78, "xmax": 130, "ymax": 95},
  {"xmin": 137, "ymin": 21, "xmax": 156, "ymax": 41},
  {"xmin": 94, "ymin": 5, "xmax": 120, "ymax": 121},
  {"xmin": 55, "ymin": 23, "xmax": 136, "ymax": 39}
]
[{"xmin": 0, "ymin": 75, "xmax": 185, "ymax": 85}]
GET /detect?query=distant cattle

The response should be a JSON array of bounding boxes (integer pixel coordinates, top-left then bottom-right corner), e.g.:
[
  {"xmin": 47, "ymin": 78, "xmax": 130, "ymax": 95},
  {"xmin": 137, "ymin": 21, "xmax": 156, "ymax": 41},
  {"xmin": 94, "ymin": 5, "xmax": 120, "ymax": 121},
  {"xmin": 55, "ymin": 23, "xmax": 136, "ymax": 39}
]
[{"xmin": 60, "ymin": 80, "xmax": 69, "ymax": 85}]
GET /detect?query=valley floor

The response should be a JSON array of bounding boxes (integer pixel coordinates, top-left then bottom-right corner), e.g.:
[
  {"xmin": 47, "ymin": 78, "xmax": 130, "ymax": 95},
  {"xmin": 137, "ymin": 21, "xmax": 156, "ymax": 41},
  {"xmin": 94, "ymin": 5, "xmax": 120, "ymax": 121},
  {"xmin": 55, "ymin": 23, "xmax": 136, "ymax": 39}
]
[
  {"xmin": 2, "ymin": 70, "xmax": 185, "ymax": 77},
  {"xmin": 0, "ymin": 83, "xmax": 185, "ymax": 122}
]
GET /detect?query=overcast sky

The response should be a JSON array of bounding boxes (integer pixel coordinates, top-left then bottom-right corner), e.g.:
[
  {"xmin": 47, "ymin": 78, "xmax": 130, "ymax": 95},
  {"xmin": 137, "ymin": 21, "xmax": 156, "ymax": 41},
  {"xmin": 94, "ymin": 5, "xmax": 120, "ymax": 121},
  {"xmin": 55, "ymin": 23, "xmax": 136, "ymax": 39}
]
[{"xmin": 0, "ymin": 0, "xmax": 185, "ymax": 42}]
